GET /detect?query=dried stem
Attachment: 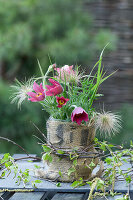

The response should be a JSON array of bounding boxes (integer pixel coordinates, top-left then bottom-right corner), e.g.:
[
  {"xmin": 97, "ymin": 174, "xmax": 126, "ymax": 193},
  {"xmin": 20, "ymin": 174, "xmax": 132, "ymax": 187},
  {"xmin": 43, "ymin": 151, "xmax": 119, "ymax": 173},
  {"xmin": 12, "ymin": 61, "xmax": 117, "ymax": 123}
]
[
  {"xmin": 32, "ymin": 122, "xmax": 47, "ymax": 142},
  {"xmin": 0, "ymin": 136, "xmax": 29, "ymax": 156},
  {"xmin": 14, "ymin": 156, "xmax": 41, "ymax": 161}
]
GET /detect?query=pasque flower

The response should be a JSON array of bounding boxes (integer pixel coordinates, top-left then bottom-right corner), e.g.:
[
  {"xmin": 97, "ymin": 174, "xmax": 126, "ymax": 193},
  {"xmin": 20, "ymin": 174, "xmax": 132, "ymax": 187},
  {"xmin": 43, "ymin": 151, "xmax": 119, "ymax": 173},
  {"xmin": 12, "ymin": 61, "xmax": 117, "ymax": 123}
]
[
  {"xmin": 11, "ymin": 78, "xmax": 34, "ymax": 108},
  {"xmin": 71, "ymin": 107, "xmax": 89, "ymax": 125},
  {"xmin": 46, "ymin": 79, "xmax": 63, "ymax": 96},
  {"xmin": 54, "ymin": 65, "xmax": 78, "ymax": 83},
  {"xmin": 56, "ymin": 96, "xmax": 69, "ymax": 108},
  {"xmin": 27, "ymin": 82, "xmax": 45, "ymax": 102}
]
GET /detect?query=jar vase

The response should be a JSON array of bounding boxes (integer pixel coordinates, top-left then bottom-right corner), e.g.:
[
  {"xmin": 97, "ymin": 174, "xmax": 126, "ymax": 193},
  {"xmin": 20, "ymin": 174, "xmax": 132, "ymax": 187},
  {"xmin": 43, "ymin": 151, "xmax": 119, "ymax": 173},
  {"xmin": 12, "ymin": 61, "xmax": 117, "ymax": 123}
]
[{"xmin": 35, "ymin": 118, "xmax": 100, "ymax": 182}]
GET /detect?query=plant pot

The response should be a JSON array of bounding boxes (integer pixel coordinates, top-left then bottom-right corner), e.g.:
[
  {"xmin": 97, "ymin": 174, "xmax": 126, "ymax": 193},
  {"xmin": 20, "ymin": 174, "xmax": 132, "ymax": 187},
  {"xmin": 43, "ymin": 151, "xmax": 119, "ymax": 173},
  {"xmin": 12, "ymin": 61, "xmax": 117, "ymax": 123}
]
[{"xmin": 35, "ymin": 118, "xmax": 99, "ymax": 182}]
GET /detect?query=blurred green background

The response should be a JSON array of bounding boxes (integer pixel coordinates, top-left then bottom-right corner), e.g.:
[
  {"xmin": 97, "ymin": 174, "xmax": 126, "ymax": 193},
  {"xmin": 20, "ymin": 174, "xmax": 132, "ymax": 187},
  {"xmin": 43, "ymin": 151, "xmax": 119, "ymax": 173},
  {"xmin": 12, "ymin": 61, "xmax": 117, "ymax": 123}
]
[{"xmin": 0, "ymin": 0, "xmax": 132, "ymax": 155}]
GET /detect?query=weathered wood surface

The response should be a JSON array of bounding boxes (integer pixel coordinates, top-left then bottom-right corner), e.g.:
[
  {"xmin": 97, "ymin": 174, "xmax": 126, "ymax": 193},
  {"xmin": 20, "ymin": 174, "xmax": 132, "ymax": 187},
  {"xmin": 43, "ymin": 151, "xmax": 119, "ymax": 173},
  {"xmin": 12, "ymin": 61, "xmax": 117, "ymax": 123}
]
[
  {"xmin": 84, "ymin": 0, "xmax": 133, "ymax": 109},
  {"xmin": 0, "ymin": 154, "xmax": 132, "ymax": 200},
  {"xmin": 9, "ymin": 192, "xmax": 45, "ymax": 200},
  {"xmin": 51, "ymin": 193, "xmax": 85, "ymax": 200}
]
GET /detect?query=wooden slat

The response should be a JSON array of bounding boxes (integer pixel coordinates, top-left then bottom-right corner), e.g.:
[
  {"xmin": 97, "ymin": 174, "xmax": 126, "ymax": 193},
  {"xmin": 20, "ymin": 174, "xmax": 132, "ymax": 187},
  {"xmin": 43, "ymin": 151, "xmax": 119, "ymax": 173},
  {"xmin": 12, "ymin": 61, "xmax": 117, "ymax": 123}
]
[
  {"xmin": 9, "ymin": 192, "xmax": 45, "ymax": 200},
  {"xmin": 51, "ymin": 193, "xmax": 84, "ymax": 200},
  {"xmin": 1, "ymin": 192, "xmax": 15, "ymax": 200},
  {"xmin": 94, "ymin": 194, "xmax": 125, "ymax": 199},
  {"xmin": 40, "ymin": 191, "xmax": 56, "ymax": 200},
  {"xmin": 129, "ymin": 192, "xmax": 133, "ymax": 200},
  {"xmin": 0, "ymin": 193, "xmax": 4, "ymax": 200},
  {"xmin": 82, "ymin": 192, "xmax": 90, "ymax": 200}
]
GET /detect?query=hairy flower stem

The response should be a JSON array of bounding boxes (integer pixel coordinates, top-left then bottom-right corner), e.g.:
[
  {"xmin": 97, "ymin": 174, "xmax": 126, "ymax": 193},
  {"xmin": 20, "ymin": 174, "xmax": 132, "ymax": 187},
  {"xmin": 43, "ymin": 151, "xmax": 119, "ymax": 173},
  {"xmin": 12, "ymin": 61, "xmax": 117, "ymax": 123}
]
[
  {"xmin": 112, "ymin": 165, "xmax": 116, "ymax": 193},
  {"xmin": 88, "ymin": 178, "xmax": 101, "ymax": 200},
  {"xmin": 38, "ymin": 59, "xmax": 53, "ymax": 89}
]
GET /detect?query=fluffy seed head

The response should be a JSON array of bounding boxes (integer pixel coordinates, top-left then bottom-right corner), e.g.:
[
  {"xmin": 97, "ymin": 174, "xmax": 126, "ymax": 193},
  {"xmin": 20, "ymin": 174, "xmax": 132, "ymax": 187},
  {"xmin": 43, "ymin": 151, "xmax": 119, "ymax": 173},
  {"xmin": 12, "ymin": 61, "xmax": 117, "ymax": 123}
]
[
  {"xmin": 11, "ymin": 78, "xmax": 34, "ymax": 108},
  {"xmin": 95, "ymin": 111, "xmax": 121, "ymax": 137}
]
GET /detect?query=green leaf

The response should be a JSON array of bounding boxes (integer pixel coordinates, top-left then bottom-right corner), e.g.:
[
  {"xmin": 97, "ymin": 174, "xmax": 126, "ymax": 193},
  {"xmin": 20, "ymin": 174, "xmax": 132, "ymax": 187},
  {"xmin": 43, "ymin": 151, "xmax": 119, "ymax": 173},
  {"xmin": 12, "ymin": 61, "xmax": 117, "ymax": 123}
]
[
  {"xmin": 73, "ymin": 160, "xmax": 77, "ymax": 166},
  {"xmin": 86, "ymin": 181, "xmax": 92, "ymax": 186},
  {"xmin": 57, "ymin": 150, "xmax": 64, "ymax": 154},
  {"xmin": 94, "ymin": 137, "xmax": 98, "ymax": 143},
  {"xmin": 125, "ymin": 176, "xmax": 131, "ymax": 183},
  {"xmin": 42, "ymin": 145, "xmax": 51, "ymax": 153},
  {"xmin": 56, "ymin": 182, "xmax": 61, "ymax": 187},
  {"xmin": 68, "ymin": 167, "xmax": 76, "ymax": 176},
  {"xmin": 122, "ymin": 158, "xmax": 128, "ymax": 163},
  {"xmin": 34, "ymin": 164, "xmax": 41, "ymax": 169},
  {"xmin": 0, "ymin": 171, "xmax": 6, "ymax": 178},
  {"xmin": 96, "ymin": 179, "xmax": 104, "ymax": 191},
  {"xmin": 42, "ymin": 153, "xmax": 53, "ymax": 162},
  {"xmin": 31, "ymin": 181, "xmax": 37, "ymax": 188},
  {"xmin": 1, "ymin": 153, "xmax": 10, "ymax": 163},
  {"xmin": 71, "ymin": 180, "xmax": 80, "ymax": 188},
  {"xmin": 100, "ymin": 143, "xmax": 106, "ymax": 151},
  {"xmin": 130, "ymin": 140, "xmax": 133, "ymax": 148},
  {"xmin": 5, "ymin": 161, "xmax": 12, "ymax": 168},
  {"xmin": 35, "ymin": 180, "xmax": 42, "ymax": 183},
  {"xmin": 108, "ymin": 144, "xmax": 114, "ymax": 148},
  {"xmin": 118, "ymin": 168, "xmax": 122, "ymax": 175},
  {"xmin": 105, "ymin": 158, "xmax": 112, "ymax": 165},
  {"xmin": 71, "ymin": 178, "xmax": 83, "ymax": 188},
  {"xmin": 58, "ymin": 170, "xmax": 63, "ymax": 178},
  {"xmin": 89, "ymin": 161, "xmax": 95, "ymax": 168}
]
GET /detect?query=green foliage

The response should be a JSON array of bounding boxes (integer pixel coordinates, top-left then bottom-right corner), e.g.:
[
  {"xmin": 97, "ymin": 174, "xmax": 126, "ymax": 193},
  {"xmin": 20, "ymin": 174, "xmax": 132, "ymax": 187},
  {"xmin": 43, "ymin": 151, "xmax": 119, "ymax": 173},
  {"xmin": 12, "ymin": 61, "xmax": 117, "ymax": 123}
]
[
  {"xmin": 57, "ymin": 150, "xmax": 65, "ymax": 154},
  {"xmin": 42, "ymin": 153, "xmax": 53, "ymax": 162},
  {"xmin": 41, "ymin": 52, "xmax": 114, "ymax": 120},
  {"xmin": 67, "ymin": 167, "xmax": 76, "ymax": 176},
  {"xmin": 71, "ymin": 178, "xmax": 84, "ymax": 188},
  {"xmin": 0, "ymin": 141, "xmax": 132, "ymax": 198},
  {"xmin": 42, "ymin": 145, "xmax": 51, "ymax": 153},
  {"xmin": 0, "ymin": 0, "xmax": 117, "ymax": 81},
  {"xmin": 0, "ymin": 153, "xmax": 42, "ymax": 188},
  {"xmin": 0, "ymin": 81, "xmax": 48, "ymax": 154}
]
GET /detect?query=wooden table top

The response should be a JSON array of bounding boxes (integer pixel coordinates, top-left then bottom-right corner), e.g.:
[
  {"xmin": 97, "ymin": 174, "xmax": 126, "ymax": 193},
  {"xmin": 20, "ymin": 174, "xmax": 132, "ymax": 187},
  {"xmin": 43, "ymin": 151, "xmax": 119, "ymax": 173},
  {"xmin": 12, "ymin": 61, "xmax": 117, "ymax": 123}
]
[{"xmin": 0, "ymin": 154, "xmax": 132, "ymax": 200}]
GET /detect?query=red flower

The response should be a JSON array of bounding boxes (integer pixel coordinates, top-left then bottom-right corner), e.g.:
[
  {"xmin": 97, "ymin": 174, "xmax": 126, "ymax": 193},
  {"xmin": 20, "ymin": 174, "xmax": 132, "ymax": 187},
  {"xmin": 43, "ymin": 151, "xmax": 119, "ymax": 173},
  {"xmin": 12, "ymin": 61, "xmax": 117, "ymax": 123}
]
[
  {"xmin": 56, "ymin": 96, "xmax": 69, "ymax": 108},
  {"xmin": 71, "ymin": 107, "xmax": 89, "ymax": 125},
  {"xmin": 45, "ymin": 79, "xmax": 63, "ymax": 96},
  {"xmin": 27, "ymin": 82, "xmax": 45, "ymax": 102}
]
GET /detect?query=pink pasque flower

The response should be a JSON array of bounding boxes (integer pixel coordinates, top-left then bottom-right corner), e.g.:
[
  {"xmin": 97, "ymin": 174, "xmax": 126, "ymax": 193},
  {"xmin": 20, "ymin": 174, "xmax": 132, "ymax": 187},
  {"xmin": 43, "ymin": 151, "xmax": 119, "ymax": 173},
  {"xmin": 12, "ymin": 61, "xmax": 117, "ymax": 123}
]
[
  {"xmin": 56, "ymin": 96, "xmax": 69, "ymax": 108},
  {"xmin": 71, "ymin": 107, "xmax": 89, "ymax": 125},
  {"xmin": 45, "ymin": 79, "xmax": 63, "ymax": 96},
  {"xmin": 27, "ymin": 82, "xmax": 45, "ymax": 102},
  {"xmin": 54, "ymin": 65, "xmax": 76, "ymax": 82}
]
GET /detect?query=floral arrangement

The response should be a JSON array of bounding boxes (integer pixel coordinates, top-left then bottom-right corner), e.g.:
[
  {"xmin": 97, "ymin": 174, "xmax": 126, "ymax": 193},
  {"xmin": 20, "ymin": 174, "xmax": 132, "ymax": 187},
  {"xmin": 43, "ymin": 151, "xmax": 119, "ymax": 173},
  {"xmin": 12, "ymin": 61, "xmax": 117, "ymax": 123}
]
[
  {"xmin": 0, "ymin": 49, "xmax": 132, "ymax": 200},
  {"xmin": 11, "ymin": 50, "xmax": 121, "ymax": 137}
]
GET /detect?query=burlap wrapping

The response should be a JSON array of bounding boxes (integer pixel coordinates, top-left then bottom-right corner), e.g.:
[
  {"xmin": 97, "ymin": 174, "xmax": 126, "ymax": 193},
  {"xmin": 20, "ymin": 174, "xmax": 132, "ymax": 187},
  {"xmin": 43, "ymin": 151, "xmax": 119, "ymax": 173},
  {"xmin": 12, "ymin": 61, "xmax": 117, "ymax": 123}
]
[{"xmin": 35, "ymin": 118, "xmax": 99, "ymax": 182}]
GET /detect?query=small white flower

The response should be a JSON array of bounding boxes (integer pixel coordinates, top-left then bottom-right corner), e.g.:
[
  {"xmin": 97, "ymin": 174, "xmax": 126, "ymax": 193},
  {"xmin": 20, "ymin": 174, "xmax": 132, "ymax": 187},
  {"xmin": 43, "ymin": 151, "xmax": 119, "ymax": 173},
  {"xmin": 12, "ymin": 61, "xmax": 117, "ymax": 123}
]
[
  {"xmin": 10, "ymin": 78, "xmax": 34, "ymax": 108},
  {"xmin": 95, "ymin": 111, "xmax": 121, "ymax": 137}
]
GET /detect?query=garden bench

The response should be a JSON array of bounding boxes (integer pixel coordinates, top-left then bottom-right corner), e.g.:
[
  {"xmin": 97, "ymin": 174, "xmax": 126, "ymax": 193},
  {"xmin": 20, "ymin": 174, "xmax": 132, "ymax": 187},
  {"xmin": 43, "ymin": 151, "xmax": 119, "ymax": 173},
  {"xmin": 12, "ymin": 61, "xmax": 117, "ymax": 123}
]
[{"xmin": 0, "ymin": 154, "xmax": 132, "ymax": 200}]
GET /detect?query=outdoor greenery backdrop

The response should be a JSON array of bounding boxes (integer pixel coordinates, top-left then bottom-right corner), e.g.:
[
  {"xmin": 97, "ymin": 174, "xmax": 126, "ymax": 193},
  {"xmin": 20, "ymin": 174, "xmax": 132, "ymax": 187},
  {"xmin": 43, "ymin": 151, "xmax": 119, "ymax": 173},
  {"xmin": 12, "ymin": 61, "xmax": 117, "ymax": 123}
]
[{"xmin": 0, "ymin": 0, "xmax": 132, "ymax": 155}]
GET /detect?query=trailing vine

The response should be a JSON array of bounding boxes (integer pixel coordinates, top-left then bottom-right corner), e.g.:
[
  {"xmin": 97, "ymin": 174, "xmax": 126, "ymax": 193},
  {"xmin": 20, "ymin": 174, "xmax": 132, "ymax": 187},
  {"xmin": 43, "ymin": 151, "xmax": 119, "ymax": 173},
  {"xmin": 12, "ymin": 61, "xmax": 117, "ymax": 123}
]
[{"xmin": 0, "ymin": 135, "xmax": 132, "ymax": 200}]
